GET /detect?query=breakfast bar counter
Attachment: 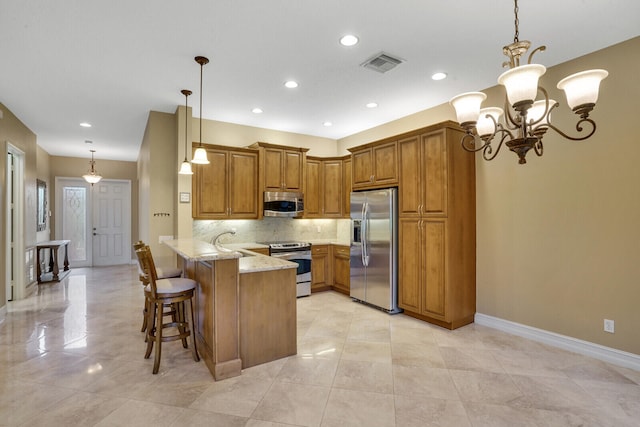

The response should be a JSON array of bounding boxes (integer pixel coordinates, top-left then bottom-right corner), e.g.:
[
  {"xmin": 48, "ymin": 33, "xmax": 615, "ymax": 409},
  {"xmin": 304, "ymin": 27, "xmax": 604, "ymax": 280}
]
[{"xmin": 163, "ymin": 239, "xmax": 297, "ymax": 380}]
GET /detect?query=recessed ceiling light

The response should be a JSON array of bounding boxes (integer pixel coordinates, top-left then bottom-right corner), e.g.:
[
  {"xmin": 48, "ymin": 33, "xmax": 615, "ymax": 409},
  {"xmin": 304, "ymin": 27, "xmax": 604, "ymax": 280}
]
[
  {"xmin": 252, "ymin": 108, "xmax": 263, "ymax": 114},
  {"xmin": 284, "ymin": 80, "xmax": 299, "ymax": 89},
  {"xmin": 431, "ymin": 72, "xmax": 448, "ymax": 81},
  {"xmin": 323, "ymin": 121, "xmax": 333, "ymax": 127},
  {"xmin": 80, "ymin": 122, "xmax": 92, "ymax": 128},
  {"xmin": 339, "ymin": 35, "xmax": 359, "ymax": 47},
  {"xmin": 366, "ymin": 102, "xmax": 378, "ymax": 108}
]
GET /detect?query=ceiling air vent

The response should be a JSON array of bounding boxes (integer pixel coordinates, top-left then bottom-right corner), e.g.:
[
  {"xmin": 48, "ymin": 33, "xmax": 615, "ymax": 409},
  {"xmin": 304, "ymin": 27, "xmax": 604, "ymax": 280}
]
[{"xmin": 361, "ymin": 52, "xmax": 404, "ymax": 73}]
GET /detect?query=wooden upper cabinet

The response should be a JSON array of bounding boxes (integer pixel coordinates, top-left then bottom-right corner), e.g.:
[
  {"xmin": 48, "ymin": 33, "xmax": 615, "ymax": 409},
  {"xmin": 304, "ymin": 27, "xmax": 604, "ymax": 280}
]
[
  {"xmin": 283, "ymin": 150, "xmax": 304, "ymax": 191},
  {"xmin": 192, "ymin": 144, "xmax": 259, "ymax": 219},
  {"xmin": 342, "ymin": 156, "xmax": 352, "ymax": 217},
  {"xmin": 349, "ymin": 140, "xmax": 398, "ymax": 189},
  {"xmin": 251, "ymin": 142, "xmax": 307, "ymax": 192},
  {"xmin": 228, "ymin": 150, "xmax": 260, "ymax": 218},
  {"xmin": 322, "ymin": 159, "xmax": 342, "ymax": 217},
  {"xmin": 398, "ymin": 130, "xmax": 448, "ymax": 217},
  {"xmin": 422, "ymin": 130, "xmax": 448, "ymax": 216},
  {"xmin": 351, "ymin": 148, "xmax": 374, "ymax": 187},
  {"xmin": 304, "ymin": 156, "xmax": 342, "ymax": 218},
  {"xmin": 398, "ymin": 135, "xmax": 422, "ymax": 217},
  {"xmin": 305, "ymin": 158, "xmax": 321, "ymax": 217}
]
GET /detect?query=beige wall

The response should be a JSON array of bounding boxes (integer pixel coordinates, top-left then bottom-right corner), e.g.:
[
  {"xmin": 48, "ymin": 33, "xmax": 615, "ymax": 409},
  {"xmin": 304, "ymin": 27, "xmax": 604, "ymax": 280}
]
[
  {"xmin": 338, "ymin": 37, "xmax": 640, "ymax": 355},
  {"xmin": 36, "ymin": 145, "xmax": 51, "ymax": 242},
  {"xmin": 138, "ymin": 111, "xmax": 178, "ymax": 267},
  {"xmin": 473, "ymin": 37, "xmax": 639, "ymax": 355},
  {"xmin": 196, "ymin": 117, "xmax": 338, "ymax": 157},
  {"xmin": 0, "ymin": 103, "xmax": 38, "ymax": 310},
  {"xmin": 48, "ymin": 155, "xmax": 139, "ymax": 254}
]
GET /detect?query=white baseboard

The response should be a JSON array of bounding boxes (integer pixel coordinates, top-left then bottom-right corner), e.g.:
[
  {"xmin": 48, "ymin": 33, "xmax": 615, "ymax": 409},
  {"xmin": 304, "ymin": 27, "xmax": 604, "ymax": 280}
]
[
  {"xmin": 475, "ymin": 313, "xmax": 640, "ymax": 372},
  {"xmin": 0, "ymin": 304, "xmax": 6, "ymax": 323}
]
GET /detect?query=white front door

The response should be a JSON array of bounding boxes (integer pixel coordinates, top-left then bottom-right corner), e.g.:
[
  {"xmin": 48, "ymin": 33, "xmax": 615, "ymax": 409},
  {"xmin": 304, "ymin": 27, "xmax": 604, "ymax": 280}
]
[
  {"xmin": 56, "ymin": 178, "xmax": 92, "ymax": 267},
  {"xmin": 56, "ymin": 178, "xmax": 131, "ymax": 267},
  {"xmin": 92, "ymin": 180, "xmax": 131, "ymax": 266}
]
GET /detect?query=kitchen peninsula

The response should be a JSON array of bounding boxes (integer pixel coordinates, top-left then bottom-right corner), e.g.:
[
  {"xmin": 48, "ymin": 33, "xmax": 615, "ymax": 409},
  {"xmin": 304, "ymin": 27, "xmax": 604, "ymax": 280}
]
[{"xmin": 163, "ymin": 239, "xmax": 297, "ymax": 380}]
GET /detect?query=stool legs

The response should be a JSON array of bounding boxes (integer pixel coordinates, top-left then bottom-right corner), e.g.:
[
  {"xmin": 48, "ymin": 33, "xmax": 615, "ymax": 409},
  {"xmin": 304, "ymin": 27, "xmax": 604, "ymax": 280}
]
[
  {"xmin": 188, "ymin": 299, "xmax": 200, "ymax": 363},
  {"xmin": 144, "ymin": 296, "xmax": 198, "ymax": 374}
]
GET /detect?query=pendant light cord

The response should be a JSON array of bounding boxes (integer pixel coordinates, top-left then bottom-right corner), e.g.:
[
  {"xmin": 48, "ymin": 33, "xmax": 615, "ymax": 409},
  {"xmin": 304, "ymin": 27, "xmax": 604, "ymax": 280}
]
[
  {"xmin": 513, "ymin": 0, "xmax": 520, "ymax": 43},
  {"xmin": 181, "ymin": 89, "xmax": 192, "ymax": 160},
  {"xmin": 199, "ymin": 61, "xmax": 203, "ymax": 146}
]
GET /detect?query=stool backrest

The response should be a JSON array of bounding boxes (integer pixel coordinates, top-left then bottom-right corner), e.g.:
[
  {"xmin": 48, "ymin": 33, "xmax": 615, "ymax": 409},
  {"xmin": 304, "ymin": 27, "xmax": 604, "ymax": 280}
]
[
  {"xmin": 135, "ymin": 245, "xmax": 160, "ymax": 299},
  {"xmin": 133, "ymin": 241, "xmax": 147, "ymax": 284}
]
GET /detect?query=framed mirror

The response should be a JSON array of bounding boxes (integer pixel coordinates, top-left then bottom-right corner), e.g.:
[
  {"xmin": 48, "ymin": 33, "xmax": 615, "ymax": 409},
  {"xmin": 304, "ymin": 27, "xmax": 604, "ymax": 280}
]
[{"xmin": 37, "ymin": 179, "xmax": 47, "ymax": 232}]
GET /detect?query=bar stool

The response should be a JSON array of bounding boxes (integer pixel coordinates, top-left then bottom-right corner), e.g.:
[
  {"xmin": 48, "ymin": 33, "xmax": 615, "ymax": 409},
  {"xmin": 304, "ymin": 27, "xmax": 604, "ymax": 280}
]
[
  {"xmin": 133, "ymin": 241, "xmax": 183, "ymax": 333},
  {"xmin": 135, "ymin": 245, "xmax": 199, "ymax": 374}
]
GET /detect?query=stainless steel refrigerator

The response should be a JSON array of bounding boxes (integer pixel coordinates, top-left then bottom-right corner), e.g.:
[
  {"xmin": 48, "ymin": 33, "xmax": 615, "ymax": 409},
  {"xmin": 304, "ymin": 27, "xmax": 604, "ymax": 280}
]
[{"xmin": 350, "ymin": 188, "xmax": 401, "ymax": 313}]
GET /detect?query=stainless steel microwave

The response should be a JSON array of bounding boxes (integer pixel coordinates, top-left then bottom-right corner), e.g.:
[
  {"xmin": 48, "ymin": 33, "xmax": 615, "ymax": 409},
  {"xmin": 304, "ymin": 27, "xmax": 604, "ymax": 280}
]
[{"xmin": 263, "ymin": 191, "xmax": 304, "ymax": 218}]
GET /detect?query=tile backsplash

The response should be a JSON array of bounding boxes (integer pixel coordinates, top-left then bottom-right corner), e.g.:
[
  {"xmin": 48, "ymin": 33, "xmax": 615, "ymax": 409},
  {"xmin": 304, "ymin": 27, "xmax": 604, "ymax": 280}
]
[{"xmin": 193, "ymin": 218, "xmax": 351, "ymax": 245}]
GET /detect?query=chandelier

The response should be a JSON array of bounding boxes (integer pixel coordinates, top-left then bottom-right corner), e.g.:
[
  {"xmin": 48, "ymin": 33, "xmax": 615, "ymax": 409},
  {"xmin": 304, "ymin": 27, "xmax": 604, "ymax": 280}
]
[
  {"xmin": 82, "ymin": 149, "xmax": 102, "ymax": 184},
  {"xmin": 449, "ymin": 0, "xmax": 608, "ymax": 164}
]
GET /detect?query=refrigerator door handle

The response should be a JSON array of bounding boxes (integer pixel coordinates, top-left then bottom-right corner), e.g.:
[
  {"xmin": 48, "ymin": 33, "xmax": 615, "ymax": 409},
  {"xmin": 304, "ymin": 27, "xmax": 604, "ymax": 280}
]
[
  {"xmin": 363, "ymin": 201, "xmax": 370, "ymax": 267},
  {"xmin": 360, "ymin": 202, "xmax": 366, "ymax": 266}
]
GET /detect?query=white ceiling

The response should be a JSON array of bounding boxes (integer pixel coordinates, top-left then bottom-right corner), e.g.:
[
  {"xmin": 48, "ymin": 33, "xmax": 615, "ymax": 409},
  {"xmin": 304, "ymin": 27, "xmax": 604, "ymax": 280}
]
[{"xmin": 2, "ymin": 0, "xmax": 639, "ymax": 161}]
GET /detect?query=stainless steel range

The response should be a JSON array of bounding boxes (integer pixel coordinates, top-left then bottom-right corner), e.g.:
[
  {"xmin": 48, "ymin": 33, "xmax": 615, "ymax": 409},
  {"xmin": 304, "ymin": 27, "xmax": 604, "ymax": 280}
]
[{"xmin": 267, "ymin": 242, "xmax": 312, "ymax": 297}]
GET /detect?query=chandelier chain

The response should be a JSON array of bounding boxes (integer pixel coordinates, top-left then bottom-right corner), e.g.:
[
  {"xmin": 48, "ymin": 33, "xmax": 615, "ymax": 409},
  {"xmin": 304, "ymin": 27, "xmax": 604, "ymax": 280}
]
[{"xmin": 513, "ymin": 0, "xmax": 520, "ymax": 43}]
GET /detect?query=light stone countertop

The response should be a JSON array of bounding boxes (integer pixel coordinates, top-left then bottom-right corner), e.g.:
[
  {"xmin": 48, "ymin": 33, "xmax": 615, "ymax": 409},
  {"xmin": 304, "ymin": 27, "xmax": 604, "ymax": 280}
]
[{"xmin": 163, "ymin": 239, "xmax": 295, "ymax": 274}]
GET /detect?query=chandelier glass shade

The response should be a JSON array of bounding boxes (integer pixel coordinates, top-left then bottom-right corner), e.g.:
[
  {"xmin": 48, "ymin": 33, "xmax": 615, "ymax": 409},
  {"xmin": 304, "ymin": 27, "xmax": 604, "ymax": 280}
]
[
  {"xmin": 191, "ymin": 56, "xmax": 210, "ymax": 165},
  {"xmin": 449, "ymin": 0, "xmax": 608, "ymax": 164},
  {"xmin": 178, "ymin": 89, "xmax": 194, "ymax": 175},
  {"xmin": 82, "ymin": 150, "xmax": 102, "ymax": 184}
]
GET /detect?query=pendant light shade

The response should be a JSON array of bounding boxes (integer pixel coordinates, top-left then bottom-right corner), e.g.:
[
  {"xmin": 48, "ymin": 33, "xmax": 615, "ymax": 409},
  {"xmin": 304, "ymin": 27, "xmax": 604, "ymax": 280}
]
[
  {"xmin": 557, "ymin": 69, "xmax": 608, "ymax": 111},
  {"xmin": 82, "ymin": 149, "xmax": 102, "ymax": 184},
  {"xmin": 497, "ymin": 64, "xmax": 546, "ymax": 108},
  {"xmin": 449, "ymin": 92, "xmax": 487, "ymax": 126},
  {"xmin": 191, "ymin": 147, "xmax": 209, "ymax": 164},
  {"xmin": 191, "ymin": 55, "xmax": 210, "ymax": 165},
  {"xmin": 178, "ymin": 89, "xmax": 194, "ymax": 175}
]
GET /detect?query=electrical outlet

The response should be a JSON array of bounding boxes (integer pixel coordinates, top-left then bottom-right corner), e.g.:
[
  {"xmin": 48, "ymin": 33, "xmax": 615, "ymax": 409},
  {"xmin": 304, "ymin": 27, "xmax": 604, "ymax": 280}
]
[{"xmin": 604, "ymin": 319, "xmax": 615, "ymax": 333}]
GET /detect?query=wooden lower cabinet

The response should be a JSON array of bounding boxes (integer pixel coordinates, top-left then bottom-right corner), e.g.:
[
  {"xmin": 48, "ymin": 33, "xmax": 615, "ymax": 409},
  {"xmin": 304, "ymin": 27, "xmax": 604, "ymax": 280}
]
[
  {"xmin": 239, "ymin": 268, "xmax": 297, "ymax": 368},
  {"xmin": 331, "ymin": 245, "xmax": 350, "ymax": 295},
  {"xmin": 311, "ymin": 244, "xmax": 330, "ymax": 292},
  {"xmin": 399, "ymin": 217, "xmax": 474, "ymax": 329},
  {"xmin": 244, "ymin": 247, "xmax": 270, "ymax": 256}
]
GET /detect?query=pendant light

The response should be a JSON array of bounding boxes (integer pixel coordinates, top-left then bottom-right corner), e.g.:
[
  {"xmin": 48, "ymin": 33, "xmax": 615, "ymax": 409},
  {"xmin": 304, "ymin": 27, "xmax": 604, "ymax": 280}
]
[
  {"xmin": 178, "ymin": 89, "xmax": 194, "ymax": 175},
  {"xmin": 82, "ymin": 149, "xmax": 102, "ymax": 185},
  {"xmin": 191, "ymin": 55, "xmax": 210, "ymax": 164}
]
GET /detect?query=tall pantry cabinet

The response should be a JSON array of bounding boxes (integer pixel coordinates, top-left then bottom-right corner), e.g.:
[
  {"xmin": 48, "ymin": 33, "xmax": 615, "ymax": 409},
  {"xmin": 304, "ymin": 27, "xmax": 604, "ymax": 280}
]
[{"xmin": 397, "ymin": 121, "xmax": 476, "ymax": 329}]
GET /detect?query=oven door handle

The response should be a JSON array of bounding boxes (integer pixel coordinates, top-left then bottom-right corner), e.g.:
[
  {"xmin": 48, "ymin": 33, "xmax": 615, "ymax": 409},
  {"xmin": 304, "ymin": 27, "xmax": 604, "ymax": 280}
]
[{"xmin": 270, "ymin": 251, "xmax": 311, "ymax": 259}]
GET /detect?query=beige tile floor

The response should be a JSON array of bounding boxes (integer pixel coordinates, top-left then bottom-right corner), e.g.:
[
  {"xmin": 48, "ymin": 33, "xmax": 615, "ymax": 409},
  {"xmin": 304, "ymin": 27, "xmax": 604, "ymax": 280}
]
[{"xmin": 1, "ymin": 265, "xmax": 639, "ymax": 426}]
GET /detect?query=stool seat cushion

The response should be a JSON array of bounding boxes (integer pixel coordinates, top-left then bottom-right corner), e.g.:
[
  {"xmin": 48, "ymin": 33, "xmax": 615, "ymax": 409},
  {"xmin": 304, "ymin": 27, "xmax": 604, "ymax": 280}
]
[
  {"xmin": 146, "ymin": 278, "xmax": 197, "ymax": 294},
  {"xmin": 156, "ymin": 267, "xmax": 182, "ymax": 279}
]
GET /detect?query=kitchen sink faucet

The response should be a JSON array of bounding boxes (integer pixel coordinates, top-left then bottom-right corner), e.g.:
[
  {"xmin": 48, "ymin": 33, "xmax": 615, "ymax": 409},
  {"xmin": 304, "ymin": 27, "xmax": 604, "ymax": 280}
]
[{"xmin": 212, "ymin": 230, "xmax": 236, "ymax": 249}]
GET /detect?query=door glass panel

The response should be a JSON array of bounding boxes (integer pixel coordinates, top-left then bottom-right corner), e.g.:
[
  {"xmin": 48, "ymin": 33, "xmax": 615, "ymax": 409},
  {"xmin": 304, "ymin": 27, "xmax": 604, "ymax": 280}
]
[{"xmin": 63, "ymin": 186, "xmax": 87, "ymax": 263}]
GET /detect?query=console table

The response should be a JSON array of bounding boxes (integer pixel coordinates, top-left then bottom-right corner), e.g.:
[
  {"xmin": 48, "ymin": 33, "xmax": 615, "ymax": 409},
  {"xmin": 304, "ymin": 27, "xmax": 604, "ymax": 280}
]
[{"xmin": 36, "ymin": 240, "xmax": 71, "ymax": 283}]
